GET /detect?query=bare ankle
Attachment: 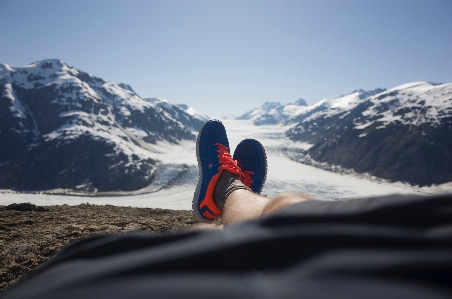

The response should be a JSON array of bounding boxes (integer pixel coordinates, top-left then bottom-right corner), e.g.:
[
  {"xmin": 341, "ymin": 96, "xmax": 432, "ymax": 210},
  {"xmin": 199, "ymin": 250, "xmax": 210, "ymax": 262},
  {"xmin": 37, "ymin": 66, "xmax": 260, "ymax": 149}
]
[{"xmin": 221, "ymin": 189, "xmax": 269, "ymax": 225}]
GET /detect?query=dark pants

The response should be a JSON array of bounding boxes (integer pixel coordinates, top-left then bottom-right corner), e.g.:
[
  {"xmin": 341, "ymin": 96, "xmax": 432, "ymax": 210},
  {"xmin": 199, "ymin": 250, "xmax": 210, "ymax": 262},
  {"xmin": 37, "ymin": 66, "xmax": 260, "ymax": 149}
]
[{"xmin": 4, "ymin": 194, "xmax": 452, "ymax": 299}]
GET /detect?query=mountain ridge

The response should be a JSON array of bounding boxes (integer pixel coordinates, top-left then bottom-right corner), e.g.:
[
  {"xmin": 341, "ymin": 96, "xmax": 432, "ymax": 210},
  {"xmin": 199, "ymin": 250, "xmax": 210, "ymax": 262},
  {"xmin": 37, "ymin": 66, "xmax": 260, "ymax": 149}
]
[
  {"xmin": 237, "ymin": 87, "xmax": 388, "ymax": 126},
  {"xmin": 0, "ymin": 59, "xmax": 208, "ymax": 192},
  {"xmin": 238, "ymin": 82, "xmax": 452, "ymax": 186},
  {"xmin": 290, "ymin": 82, "xmax": 452, "ymax": 186}
]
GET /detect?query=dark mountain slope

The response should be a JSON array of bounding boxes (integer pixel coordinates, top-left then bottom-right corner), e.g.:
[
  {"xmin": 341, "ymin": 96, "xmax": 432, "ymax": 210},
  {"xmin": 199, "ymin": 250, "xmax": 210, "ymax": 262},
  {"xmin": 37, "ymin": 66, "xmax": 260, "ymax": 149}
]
[
  {"xmin": 0, "ymin": 59, "xmax": 206, "ymax": 191},
  {"xmin": 287, "ymin": 82, "xmax": 452, "ymax": 186}
]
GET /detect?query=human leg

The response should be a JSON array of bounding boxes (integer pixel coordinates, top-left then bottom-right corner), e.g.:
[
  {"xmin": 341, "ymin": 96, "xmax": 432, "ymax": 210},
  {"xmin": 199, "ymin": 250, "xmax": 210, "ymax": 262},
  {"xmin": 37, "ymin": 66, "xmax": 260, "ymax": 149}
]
[
  {"xmin": 222, "ymin": 190, "xmax": 314, "ymax": 225},
  {"xmin": 192, "ymin": 120, "xmax": 251, "ymax": 222},
  {"xmin": 193, "ymin": 120, "xmax": 314, "ymax": 224},
  {"xmin": 206, "ymin": 139, "xmax": 312, "ymax": 225},
  {"xmin": 217, "ymin": 139, "xmax": 315, "ymax": 224}
]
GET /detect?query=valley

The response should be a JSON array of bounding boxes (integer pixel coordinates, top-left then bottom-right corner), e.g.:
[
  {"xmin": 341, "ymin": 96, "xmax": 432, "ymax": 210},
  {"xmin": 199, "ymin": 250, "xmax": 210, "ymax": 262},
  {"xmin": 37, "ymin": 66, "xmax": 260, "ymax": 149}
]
[
  {"xmin": 1, "ymin": 119, "xmax": 448, "ymax": 210},
  {"xmin": 1, "ymin": 60, "xmax": 451, "ymax": 209}
]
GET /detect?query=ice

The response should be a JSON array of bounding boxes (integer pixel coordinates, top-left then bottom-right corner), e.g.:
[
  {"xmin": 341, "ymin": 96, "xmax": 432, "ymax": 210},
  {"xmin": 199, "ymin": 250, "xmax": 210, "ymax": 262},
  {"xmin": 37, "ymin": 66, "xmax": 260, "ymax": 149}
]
[
  {"xmin": 0, "ymin": 119, "xmax": 448, "ymax": 209},
  {"xmin": 1, "ymin": 64, "xmax": 450, "ymax": 211},
  {"xmin": 0, "ymin": 187, "xmax": 194, "ymax": 210},
  {"xmin": 219, "ymin": 120, "xmax": 432, "ymax": 199}
]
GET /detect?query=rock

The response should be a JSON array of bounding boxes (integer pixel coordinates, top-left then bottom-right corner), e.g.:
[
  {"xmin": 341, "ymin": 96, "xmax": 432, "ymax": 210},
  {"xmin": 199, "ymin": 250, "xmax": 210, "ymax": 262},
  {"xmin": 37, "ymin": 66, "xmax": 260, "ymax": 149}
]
[
  {"xmin": 5, "ymin": 202, "xmax": 49, "ymax": 212},
  {"xmin": 0, "ymin": 204, "xmax": 198, "ymax": 293}
]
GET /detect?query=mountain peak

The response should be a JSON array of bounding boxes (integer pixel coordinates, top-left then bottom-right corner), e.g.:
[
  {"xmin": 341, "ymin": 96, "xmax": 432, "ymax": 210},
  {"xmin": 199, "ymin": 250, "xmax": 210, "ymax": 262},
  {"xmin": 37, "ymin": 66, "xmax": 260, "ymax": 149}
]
[
  {"xmin": 358, "ymin": 88, "xmax": 386, "ymax": 99},
  {"xmin": 31, "ymin": 59, "xmax": 67, "ymax": 70},
  {"xmin": 0, "ymin": 59, "xmax": 207, "ymax": 192},
  {"xmin": 261, "ymin": 101, "xmax": 281, "ymax": 111},
  {"xmin": 339, "ymin": 88, "xmax": 386, "ymax": 100},
  {"xmin": 294, "ymin": 98, "xmax": 308, "ymax": 106},
  {"xmin": 118, "ymin": 83, "xmax": 136, "ymax": 93},
  {"xmin": 143, "ymin": 97, "xmax": 166, "ymax": 105}
]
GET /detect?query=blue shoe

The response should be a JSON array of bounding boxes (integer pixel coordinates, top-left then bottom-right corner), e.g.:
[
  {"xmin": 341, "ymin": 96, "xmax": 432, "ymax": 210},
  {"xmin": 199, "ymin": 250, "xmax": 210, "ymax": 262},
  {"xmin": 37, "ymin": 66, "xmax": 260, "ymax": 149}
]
[
  {"xmin": 233, "ymin": 139, "xmax": 267, "ymax": 194},
  {"xmin": 192, "ymin": 120, "xmax": 244, "ymax": 222}
]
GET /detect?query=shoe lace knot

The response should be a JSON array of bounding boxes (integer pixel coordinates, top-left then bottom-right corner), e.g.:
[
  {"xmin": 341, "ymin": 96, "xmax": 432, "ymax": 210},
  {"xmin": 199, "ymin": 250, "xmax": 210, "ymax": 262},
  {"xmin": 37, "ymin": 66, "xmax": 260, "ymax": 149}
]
[{"xmin": 215, "ymin": 143, "xmax": 254, "ymax": 188}]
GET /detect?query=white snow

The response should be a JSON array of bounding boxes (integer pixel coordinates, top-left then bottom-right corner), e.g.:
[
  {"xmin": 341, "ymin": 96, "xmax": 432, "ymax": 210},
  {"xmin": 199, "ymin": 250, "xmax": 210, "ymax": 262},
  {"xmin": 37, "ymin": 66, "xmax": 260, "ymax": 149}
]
[
  {"xmin": 1, "ymin": 119, "xmax": 448, "ymax": 210},
  {"xmin": 0, "ymin": 63, "xmax": 15, "ymax": 76},
  {"xmin": 241, "ymin": 83, "xmax": 452, "ymax": 133},
  {"xmin": 124, "ymin": 126, "xmax": 149, "ymax": 139},
  {"xmin": 1, "ymin": 62, "xmax": 450, "ymax": 210},
  {"xmin": 184, "ymin": 106, "xmax": 210, "ymax": 122},
  {"xmin": 238, "ymin": 102, "xmax": 282, "ymax": 121},
  {"xmin": 0, "ymin": 60, "xmax": 202, "ymax": 172},
  {"xmin": 282, "ymin": 104, "xmax": 311, "ymax": 118},
  {"xmin": 220, "ymin": 120, "xmax": 437, "ymax": 200},
  {"xmin": 330, "ymin": 91, "xmax": 361, "ymax": 110},
  {"xmin": 355, "ymin": 81, "xmax": 452, "ymax": 129},
  {"xmin": 1, "ymin": 60, "xmax": 79, "ymax": 90},
  {"xmin": 3, "ymin": 82, "xmax": 27, "ymax": 119}
]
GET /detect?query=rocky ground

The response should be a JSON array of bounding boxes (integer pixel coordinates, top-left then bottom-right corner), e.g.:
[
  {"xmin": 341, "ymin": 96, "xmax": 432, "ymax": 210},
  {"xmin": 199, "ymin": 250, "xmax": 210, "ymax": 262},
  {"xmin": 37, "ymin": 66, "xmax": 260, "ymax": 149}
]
[{"xmin": 0, "ymin": 202, "xmax": 198, "ymax": 294}]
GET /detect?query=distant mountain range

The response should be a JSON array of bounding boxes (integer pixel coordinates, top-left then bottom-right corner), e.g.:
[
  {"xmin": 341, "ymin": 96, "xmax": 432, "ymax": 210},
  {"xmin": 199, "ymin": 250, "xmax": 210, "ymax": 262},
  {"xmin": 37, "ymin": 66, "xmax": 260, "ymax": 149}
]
[
  {"xmin": 239, "ymin": 82, "xmax": 452, "ymax": 186},
  {"xmin": 237, "ymin": 98, "xmax": 310, "ymax": 125},
  {"xmin": 0, "ymin": 59, "xmax": 208, "ymax": 191},
  {"xmin": 1, "ymin": 59, "xmax": 450, "ymax": 190}
]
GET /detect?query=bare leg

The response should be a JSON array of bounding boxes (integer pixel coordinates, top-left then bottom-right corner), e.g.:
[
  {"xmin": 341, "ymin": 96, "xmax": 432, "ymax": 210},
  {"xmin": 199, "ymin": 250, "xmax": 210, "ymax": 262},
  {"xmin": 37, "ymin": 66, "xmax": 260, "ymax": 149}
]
[{"xmin": 222, "ymin": 190, "xmax": 314, "ymax": 225}]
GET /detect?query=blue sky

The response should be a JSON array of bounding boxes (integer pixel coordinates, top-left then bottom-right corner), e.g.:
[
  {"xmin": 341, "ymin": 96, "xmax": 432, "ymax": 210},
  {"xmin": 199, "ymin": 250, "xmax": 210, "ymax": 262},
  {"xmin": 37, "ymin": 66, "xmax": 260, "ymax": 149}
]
[{"xmin": 1, "ymin": 0, "xmax": 451, "ymax": 117}]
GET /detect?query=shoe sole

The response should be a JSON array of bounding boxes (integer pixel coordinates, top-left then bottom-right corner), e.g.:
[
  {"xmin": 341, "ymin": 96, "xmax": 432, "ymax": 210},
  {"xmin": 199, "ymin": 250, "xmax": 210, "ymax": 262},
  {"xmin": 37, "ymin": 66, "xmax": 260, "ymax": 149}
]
[{"xmin": 234, "ymin": 139, "xmax": 267, "ymax": 193}]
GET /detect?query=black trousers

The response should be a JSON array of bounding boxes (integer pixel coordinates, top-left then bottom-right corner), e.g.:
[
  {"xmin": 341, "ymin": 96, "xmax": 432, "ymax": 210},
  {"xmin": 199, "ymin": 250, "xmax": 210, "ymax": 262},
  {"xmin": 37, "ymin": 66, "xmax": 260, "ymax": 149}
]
[{"xmin": 4, "ymin": 194, "xmax": 452, "ymax": 299}]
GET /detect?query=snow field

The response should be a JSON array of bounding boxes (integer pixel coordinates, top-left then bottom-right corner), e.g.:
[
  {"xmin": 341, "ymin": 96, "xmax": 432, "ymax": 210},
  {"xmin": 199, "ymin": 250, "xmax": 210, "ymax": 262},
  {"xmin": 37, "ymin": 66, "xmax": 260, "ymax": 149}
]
[
  {"xmin": 0, "ymin": 119, "xmax": 449, "ymax": 210},
  {"xmin": 220, "ymin": 120, "xmax": 428, "ymax": 200}
]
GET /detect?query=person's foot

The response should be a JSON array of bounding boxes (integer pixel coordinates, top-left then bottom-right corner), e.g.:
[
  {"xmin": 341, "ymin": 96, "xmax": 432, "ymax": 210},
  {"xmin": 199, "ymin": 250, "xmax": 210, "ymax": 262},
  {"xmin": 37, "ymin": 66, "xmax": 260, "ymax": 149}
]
[
  {"xmin": 233, "ymin": 139, "xmax": 267, "ymax": 194},
  {"xmin": 193, "ymin": 120, "xmax": 245, "ymax": 222}
]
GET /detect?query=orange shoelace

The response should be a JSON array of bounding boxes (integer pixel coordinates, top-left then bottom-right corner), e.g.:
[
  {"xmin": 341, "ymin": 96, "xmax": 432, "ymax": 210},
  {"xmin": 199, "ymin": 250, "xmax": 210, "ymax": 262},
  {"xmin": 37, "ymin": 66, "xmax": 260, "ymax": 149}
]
[{"xmin": 215, "ymin": 143, "xmax": 254, "ymax": 187}]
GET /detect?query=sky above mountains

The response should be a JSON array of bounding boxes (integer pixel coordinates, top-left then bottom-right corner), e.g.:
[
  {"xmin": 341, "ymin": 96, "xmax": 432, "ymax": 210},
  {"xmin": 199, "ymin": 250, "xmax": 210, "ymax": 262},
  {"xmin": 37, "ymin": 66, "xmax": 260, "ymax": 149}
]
[{"xmin": 1, "ymin": 0, "xmax": 451, "ymax": 118}]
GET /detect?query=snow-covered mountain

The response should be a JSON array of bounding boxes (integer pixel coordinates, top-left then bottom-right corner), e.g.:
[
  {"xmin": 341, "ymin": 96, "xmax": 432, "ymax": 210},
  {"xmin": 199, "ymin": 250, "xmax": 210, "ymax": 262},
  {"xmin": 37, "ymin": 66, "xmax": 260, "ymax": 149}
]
[
  {"xmin": 238, "ymin": 89, "xmax": 386, "ymax": 126},
  {"xmin": 239, "ymin": 83, "xmax": 452, "ymax": 186},
  {"xmin": 0, "ymin": 59, "xmax": 207, "ymax": 192},
  {"xmin": 286, "ymin": 82, "xmax": 452, "ymax": 186},
  {"xmin": 143, "ymin": 98, "xmax": 209, "ymax": 131},
  {"xmin": 237, "ymin": 98, "xmax": 310, "ymax": 125}
]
